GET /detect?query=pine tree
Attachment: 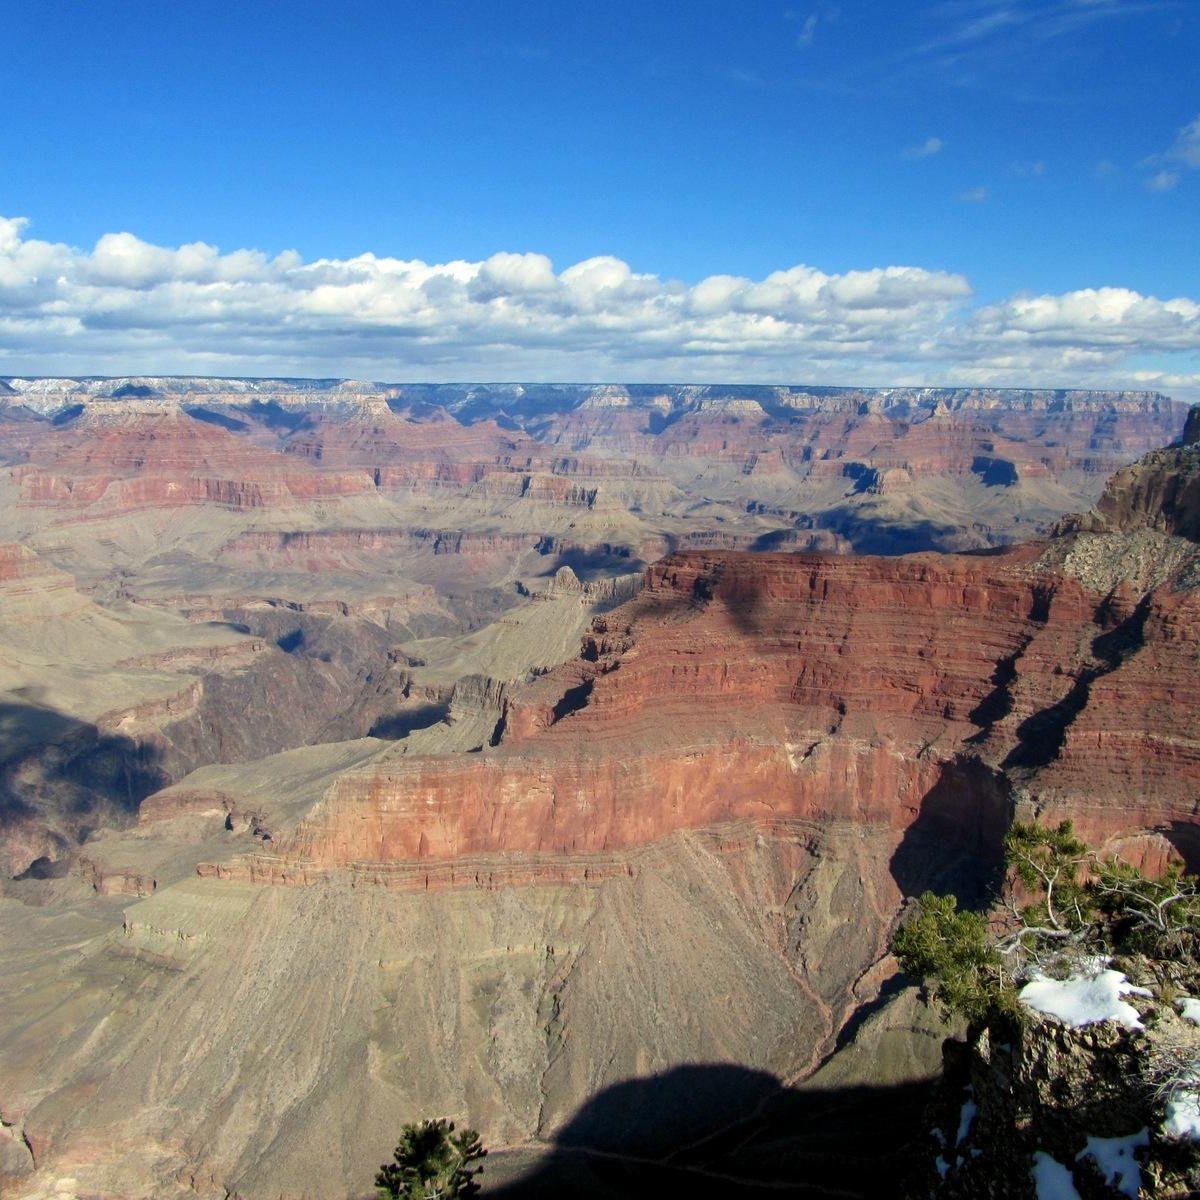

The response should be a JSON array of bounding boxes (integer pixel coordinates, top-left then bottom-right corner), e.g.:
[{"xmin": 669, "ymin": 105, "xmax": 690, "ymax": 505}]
[
  {"xmin": 892, "ymin": 891, "xmax": 1007, "ymax": 1025},
  {"xmin": 892, "ymin": 819, "xmax": 1200, "ymax": 1023},
  {"xmin": 375, "ymin": 1119, "xmax": 486, "ymax": 1199}
]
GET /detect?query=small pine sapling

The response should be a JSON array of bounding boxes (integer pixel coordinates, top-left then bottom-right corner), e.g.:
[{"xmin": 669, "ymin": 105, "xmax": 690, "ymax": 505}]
[{"xmin": 375, "ymin": 1119, "xmax": 486, "ymax": 1199}]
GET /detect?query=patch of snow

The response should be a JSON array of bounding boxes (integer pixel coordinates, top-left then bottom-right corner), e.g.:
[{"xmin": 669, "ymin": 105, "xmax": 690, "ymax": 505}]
[
  {"xmin": 1031, "ymin": 1151, "xmax": 1082, "ymax": 1200},
  {"xmin": 1177, "ymin": 996, "xmax": 1200, "ymax": 1025},
  {"xmin": 955, "ymin": 1092, "xmax": 977, "ymax": 1145},
  {"xmin": 1164, "ymin": 1090, "xmax": 1200, "ymax": 1139},
  {"xmin": 1076, "ymin": 1129, "xmax": 1148, "ymax": 1198},
  {"xmin": 1019, "ymin": 968, "xmax": 1150, "ymax": 1029}
]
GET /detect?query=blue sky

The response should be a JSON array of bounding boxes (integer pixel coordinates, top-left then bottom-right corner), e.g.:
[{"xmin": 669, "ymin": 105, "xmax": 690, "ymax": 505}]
[{"xmin": 2, "ymin": 0, "xmax": 1198, "ymax": 394}]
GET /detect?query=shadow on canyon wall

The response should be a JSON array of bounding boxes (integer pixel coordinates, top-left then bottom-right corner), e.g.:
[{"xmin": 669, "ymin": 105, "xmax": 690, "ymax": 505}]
[
  {"xmin": 889, "ymin": 755, "xmax": 1014, "ymax": 909},
  {"xmin": 1003, "ymin": 594, "xmax": 1151, "ymax": 772},
  {"xmin": 368, "ymin": 701, "xmax": 451, "ymax": 740},
  {"xmin": 481, "ymin": 1064, "xmax": 934, "ymax": 1198},
  {"xmin": 536, "ymin": 541, "xmax": 638, "ymax": 583},
  {"xmin": 1165, "ymin": 821, "xmax": 1200, "ymax": 876},
  {"xmin": 0, "ymin": 697, "xmax": 168, "ymax": 876},
  {"xmin": 816, "ymin": 508, "xmax": 967, "ymax": 556}
]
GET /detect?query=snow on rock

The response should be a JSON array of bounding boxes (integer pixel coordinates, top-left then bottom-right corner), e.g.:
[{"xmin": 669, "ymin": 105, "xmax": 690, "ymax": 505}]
[
  {"xmin": 1158, "ymin": 1002, "xmax": 1200, "ymax": 1140},
  {"xmin": 1076, "ymin": 1129, "xmax": 1148, "ymax": 1198},
  {"xmin": 933, "ymin": 1088, "xmax": 979, "ymax": 1183},
  {"xmin": 1164, "ymin": 1091, "xmax": 1200, "ymax": 1140},
  {"xmin": 955, "ymin": 1092, "xmax": 977, "ymax": 1145},
  {"xmin": 1176, "ymin": 996, "xmax": 1200, "ymax": 1025},
  {"xmin": 1018, "ymin": 968, "xmax": 1151, "ymax": 1029},
  {"xmin": 1031, "ymin": 1150, "xmax": 1082, "ymax": 1200}
]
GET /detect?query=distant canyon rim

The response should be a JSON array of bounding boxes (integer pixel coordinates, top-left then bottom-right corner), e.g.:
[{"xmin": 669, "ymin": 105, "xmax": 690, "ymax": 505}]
[{"xmin": 0, "ymin": 377, "xmax": 1197, "ymax": 1199}]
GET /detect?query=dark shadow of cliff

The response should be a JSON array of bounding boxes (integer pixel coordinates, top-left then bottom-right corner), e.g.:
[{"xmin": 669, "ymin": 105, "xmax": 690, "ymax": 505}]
[
  {"xmin": 612, "ymin": 573, "xmax": 706, "ymax": 626},
  {"xmin": 815, "ymin": 507, "xmax": 967, "ymax": 555},
  {"xmin": 966, "ymin": 632, "xmax": 1035, "ymax": 734},
  {"xmin": 889, "ymin": 755, "xmax": 1014, "ymax": 908},
  {"xmin": 537, "ymin": 541, "xmax": 639, "ymax": 583},
  {"xmin": 1002, "ymin": 594, "xmax": 1151, "ymax": 772},
  {"xmin": 672, "ymin": 555, "xmax": 772, "ymax": 640},
  {"xmin": 748, "ymin": 528, "xmax": 801, "ymax": 552},
  {"xmin": 0, "ymin": 698, "xmax": 168, "ymax": 876},
  {"xmin": 368, "ymin": 701, "xmax": 450, "ymax": 740},
  {"xmin": 1164, "ymin": 821, "xmax": 1200, "ymax": 875},
  {"xmin": 184, "ymin": 405, "xmax": 250, "ymax": 433},
  {"xmin": 481, "ymin": 1065, "xmax": 933, "ymax": 1198}
]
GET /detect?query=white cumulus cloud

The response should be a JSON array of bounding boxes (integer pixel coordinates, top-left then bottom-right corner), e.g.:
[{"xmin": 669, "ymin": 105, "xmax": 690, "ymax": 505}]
[{"xmin": 0, "ymin": 216, "xmax": 1197, "ymax": 398}]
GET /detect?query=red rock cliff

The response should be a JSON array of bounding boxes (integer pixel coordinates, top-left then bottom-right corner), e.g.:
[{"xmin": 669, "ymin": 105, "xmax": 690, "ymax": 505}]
[{"xmin": 262, "ymin": 538, "xmax": 1199, "ymax": 883}]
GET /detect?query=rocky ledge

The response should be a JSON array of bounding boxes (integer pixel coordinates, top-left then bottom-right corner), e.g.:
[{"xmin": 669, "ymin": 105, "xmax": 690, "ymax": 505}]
[{"xmin": 919, "ymin": 984, "xmax": 1200, "ymax": 1198}]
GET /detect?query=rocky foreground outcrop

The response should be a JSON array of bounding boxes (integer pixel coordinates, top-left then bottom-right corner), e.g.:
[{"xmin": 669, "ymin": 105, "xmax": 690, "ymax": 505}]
[
  {"xmin": 1061, "ymin": 441, "xmax": 1200, "ymax": 543},
  {"xmin": 920, "ymin": 992, "xmax": 1200, "ymax": 1199}
]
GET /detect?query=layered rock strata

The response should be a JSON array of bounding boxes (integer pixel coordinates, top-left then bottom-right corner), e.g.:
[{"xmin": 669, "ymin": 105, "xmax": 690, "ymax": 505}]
[
  {"xmin": 10, "ymin": 406, "xmax": 377, "ymax": 511},
  {"xmin": 233, "ymin": 536, "xmax": 1199, "ymax": 892},
  {"xmin": 1, "ymin": 381, "xmax": 1187, "ymax": 563},
  {"xmin": 1, "ymin": 399, "xmax": 1198, "ymax": 1200}
]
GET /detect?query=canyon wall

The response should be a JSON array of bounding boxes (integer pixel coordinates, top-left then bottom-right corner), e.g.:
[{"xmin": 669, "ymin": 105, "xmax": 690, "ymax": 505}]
[
  {"xmin": 252, "ymin": 538, "xmax": 1197, "ymax": 889},
  {"xmin": 0, "ymin": 388, "xmax": 1197, "ymax": 1200},
  {"xmin": 1, "ymin": 381, "xmax": 1187, "ymax": 567}
]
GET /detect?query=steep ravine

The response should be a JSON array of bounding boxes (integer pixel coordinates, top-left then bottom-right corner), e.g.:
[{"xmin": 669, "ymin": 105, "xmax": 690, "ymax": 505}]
[{"xmin": 1, "ymin": 610, "xmax": 418, "ymax": 879}]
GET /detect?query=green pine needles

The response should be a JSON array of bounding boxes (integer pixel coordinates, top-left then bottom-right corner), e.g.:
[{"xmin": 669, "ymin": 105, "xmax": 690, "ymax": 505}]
[
  {"xmin": 1003, "ymin": 819, "xmax": 1092, "ymax": 935},
  {"xmin": 375, "ymin": 1119, "xmax": 487, "ymax": 1200},
  {"xmin": 891, "ymin": 819, "xmax": 1200, "ymax": 1026},
  {"xmin": 892, "ymin": 891, "xmax": 1008, "ymax": 1025}
]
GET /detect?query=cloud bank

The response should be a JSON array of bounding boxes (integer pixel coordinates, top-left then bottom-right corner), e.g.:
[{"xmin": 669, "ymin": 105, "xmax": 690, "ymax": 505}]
[{"xmin": 1, "ymin": 216, "xmax": 1198, "ymax": 396}]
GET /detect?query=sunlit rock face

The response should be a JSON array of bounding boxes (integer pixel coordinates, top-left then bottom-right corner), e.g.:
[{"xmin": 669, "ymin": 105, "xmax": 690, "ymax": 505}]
[
  {"xmin": 10, "ymin": 523, "xmax": 1190, "ymax": 1197},
  {"xmin": 0, "ymin": 380, "xmax": 1188, "ymax": 557},
  {"xmin": 9, "ymin": 405, "xmax": 379, "ymax": 511},
  {"xmin": 276, "ymin": 520, "xmax": 1200, "ymax": 885}
]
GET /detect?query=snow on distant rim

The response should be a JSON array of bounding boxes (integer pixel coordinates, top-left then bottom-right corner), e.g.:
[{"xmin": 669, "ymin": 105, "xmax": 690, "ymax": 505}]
[{"xmin": 1018, "ymin": 968, "xmax": 1151, "ymax": 1029}]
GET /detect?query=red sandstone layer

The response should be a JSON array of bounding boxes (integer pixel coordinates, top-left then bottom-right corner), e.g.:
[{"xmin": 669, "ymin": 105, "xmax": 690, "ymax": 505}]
[
  {"xmin": 223, "ymin": 542, "xmax": 1199, "ymax": 887},
  {"xmin": 10, "ymin": 410, "xmax": 377, "ymax": 510}
]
